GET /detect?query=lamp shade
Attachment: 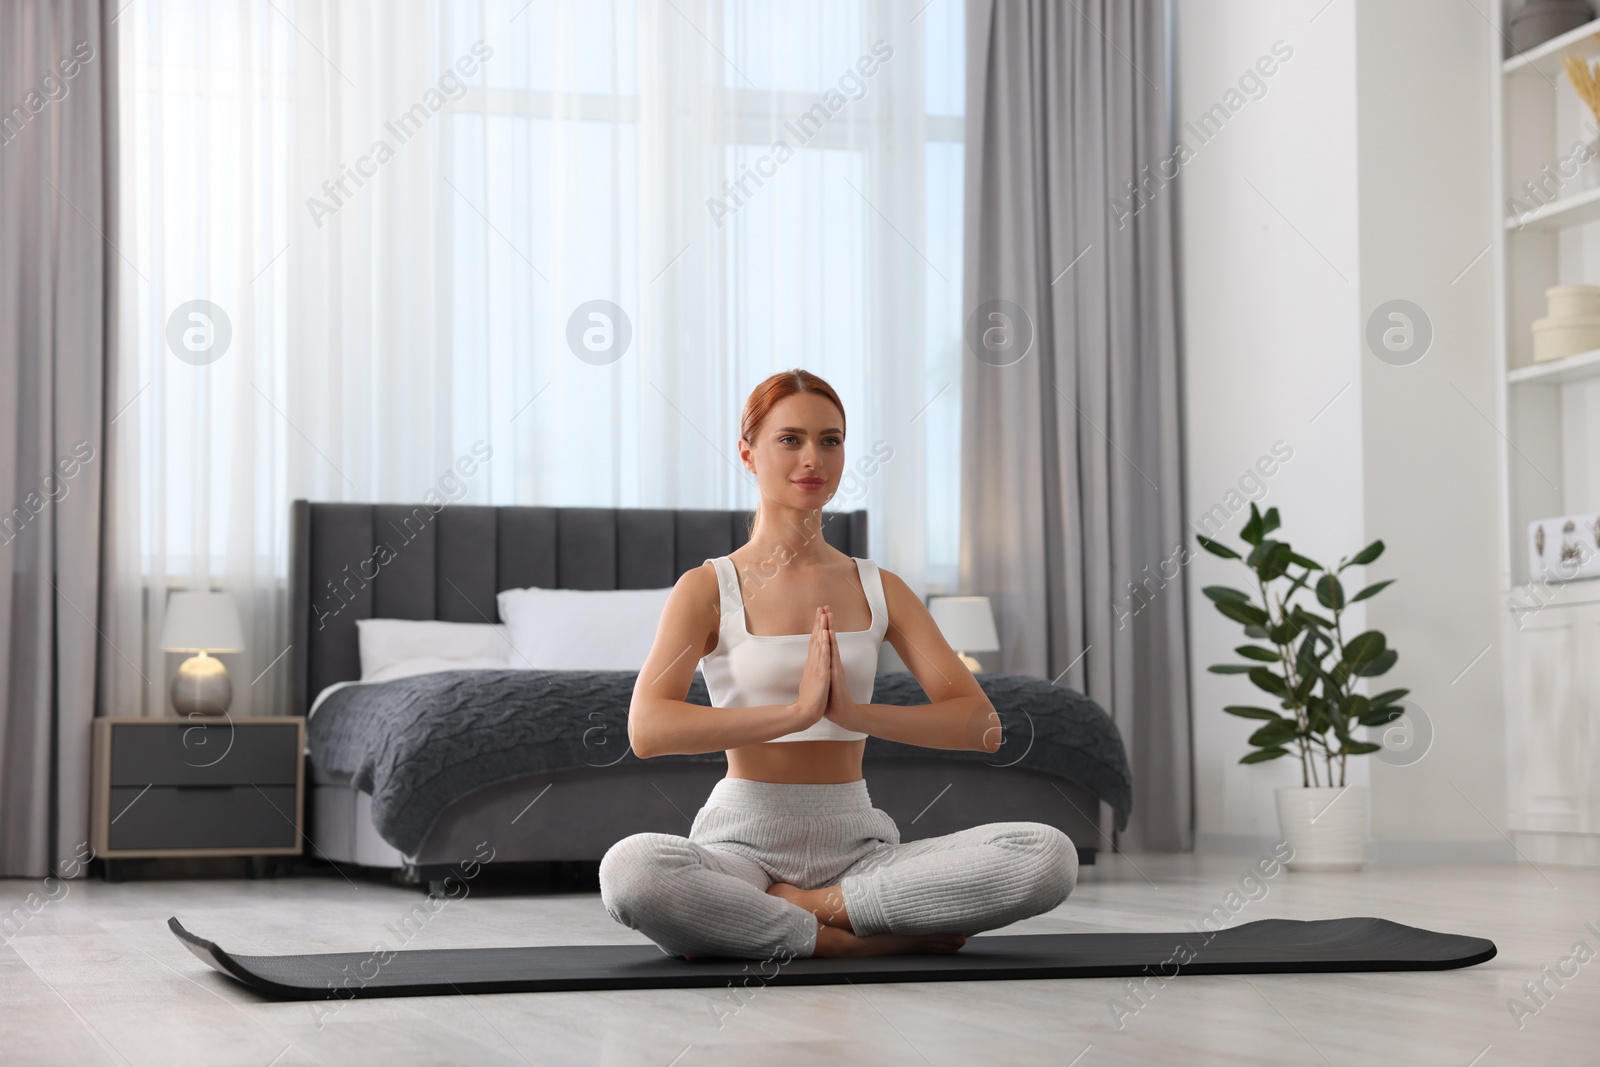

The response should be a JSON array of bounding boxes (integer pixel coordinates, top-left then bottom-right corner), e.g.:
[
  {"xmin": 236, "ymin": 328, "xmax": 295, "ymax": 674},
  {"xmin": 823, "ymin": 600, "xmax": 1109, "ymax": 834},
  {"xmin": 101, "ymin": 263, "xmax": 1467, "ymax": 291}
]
[
  {"xmin": 159, "ymin": 591, "xmax": 245, "ymax": 652},
  {"xmin": 927, "ymin": 596, "xmax": 999, "ymax": 653}
]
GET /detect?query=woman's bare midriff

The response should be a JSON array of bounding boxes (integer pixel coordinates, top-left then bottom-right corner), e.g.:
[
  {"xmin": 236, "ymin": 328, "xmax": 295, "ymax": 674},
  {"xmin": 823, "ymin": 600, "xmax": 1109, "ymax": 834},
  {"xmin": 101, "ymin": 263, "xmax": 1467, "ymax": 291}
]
[{"xmin": 725, "ymin": 739, "xmax": 865, "ymax": 783}]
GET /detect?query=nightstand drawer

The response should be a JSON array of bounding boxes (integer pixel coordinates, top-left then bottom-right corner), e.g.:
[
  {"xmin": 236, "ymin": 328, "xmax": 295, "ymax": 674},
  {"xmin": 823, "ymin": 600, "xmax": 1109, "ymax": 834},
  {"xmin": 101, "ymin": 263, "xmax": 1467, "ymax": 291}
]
[
  {"xmin": 109, "ymin": 721, "xmax": 299, "ymax": 786},
  {"xmin": 106, "ymin": 785, "xmax": 298, "ymax": 851}
]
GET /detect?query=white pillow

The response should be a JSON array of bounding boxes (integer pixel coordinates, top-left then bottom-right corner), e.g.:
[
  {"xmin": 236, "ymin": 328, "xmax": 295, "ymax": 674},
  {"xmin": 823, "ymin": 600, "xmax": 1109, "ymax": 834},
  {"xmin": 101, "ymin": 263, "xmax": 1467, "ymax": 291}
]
[
  {"xmin": 496, "ymin": 585, "xmax": 673, "ymax": 671},
  {"xmin": 364, "ymin": 655, "xmax": 512, "ymax": 684},
  {"xmin": 356, "ymin": 618, "xmax": 510, "ymax": 681}
]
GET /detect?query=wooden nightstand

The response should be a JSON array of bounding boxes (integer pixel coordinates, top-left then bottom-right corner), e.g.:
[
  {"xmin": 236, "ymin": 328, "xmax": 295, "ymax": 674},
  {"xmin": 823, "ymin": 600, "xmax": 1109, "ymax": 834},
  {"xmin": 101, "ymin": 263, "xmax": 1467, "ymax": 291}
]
[{"xmin": 90, "ymin": 716, "xmax": 305, "ymax": 878}]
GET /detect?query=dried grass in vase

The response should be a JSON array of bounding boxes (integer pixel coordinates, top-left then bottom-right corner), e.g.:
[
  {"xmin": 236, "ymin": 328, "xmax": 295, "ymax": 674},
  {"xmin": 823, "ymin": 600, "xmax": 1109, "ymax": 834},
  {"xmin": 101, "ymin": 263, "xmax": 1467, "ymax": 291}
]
[{"xmin": 1561, "ymin": 42, "xmax": 1600, "ymax": 128}]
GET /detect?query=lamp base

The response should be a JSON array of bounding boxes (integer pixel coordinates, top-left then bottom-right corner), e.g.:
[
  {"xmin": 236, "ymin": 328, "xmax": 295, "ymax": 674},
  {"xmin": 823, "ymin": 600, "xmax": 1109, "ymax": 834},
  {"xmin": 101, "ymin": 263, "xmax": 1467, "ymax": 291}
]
[
  {"xmin": 172, "ymin": 652, "xmax": 233, "ymax": 716},
  {"xmin": 956, "ymin": 651, "xmax": 983, "ymax": 673}
]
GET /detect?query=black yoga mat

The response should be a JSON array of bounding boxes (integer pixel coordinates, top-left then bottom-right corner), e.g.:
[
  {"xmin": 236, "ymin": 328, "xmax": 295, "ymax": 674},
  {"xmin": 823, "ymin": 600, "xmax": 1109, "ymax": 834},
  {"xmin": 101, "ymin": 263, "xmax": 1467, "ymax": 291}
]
[{"xmin": 169, "ymin": 915, "xmax": 1494, "ymax": 1000}]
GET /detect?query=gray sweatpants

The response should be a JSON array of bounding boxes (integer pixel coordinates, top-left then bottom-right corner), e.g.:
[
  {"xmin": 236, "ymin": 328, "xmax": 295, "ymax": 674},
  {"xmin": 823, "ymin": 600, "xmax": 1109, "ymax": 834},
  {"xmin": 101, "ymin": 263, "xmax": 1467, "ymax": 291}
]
[{"xmin": 598, "ymin": 777, "xmax": 1079, "ymax": 960}]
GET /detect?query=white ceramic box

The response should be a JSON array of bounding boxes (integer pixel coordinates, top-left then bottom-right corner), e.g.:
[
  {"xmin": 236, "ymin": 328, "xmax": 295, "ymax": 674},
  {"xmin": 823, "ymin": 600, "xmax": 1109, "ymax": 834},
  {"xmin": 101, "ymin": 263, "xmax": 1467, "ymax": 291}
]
[{"xmin": 1528, "ymin": 511, "xmax": 1600, "ymax": 582}]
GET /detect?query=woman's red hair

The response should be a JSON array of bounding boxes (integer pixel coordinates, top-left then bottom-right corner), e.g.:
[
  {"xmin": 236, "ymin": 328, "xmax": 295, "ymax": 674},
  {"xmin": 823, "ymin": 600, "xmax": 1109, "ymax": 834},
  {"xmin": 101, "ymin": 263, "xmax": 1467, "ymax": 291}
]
[{"xmin": 740, "ymin": 368, "xmax": 846, "ymax": 446}]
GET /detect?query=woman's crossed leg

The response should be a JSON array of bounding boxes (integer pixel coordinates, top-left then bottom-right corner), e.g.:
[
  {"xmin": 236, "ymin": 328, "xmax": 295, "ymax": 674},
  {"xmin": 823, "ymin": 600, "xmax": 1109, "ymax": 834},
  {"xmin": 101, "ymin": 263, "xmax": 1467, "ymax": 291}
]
[
  {"xmin": 767, "ymin": 821, "xmax": 1078, "ymax": 942},
  {"xmin": 599, "ymin": 831, "xmax": 977, "ymax": 960}
]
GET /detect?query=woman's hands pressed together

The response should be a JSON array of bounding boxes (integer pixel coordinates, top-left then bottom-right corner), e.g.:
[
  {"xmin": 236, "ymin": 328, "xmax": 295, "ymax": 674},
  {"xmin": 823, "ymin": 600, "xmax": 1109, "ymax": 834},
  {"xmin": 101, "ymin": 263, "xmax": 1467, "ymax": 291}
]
[
  {"xmin": 788, "ymin": 605, "xmax": 865, "ymax": 736},
  {"xmin": 821, "ymin": 606, "xmax": 864, "ymax": 731},
  {"xmin": 790, "ymin": 605, "xmax": 833, "ymax": 731}
]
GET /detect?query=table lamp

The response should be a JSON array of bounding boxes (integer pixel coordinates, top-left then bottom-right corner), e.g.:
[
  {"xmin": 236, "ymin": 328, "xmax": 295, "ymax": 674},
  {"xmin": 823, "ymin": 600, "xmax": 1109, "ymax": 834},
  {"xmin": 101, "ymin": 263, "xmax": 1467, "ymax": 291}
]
[
  {"xmin": 160, "ymin": 591, "xmax": 245, "ymax": 716},
  {"xmin": 928, "ymin": 596, "xmax": 1000, "ymax": 672}
]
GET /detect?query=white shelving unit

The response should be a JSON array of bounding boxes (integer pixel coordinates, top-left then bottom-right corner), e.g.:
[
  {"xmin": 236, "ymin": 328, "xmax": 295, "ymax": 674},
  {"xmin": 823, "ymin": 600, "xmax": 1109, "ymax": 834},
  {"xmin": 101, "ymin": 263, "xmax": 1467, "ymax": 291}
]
[
  {"xmin": 1503, "ymin": 15, "xmax": 1600, "ymax": 79},
  {"xmin": 1505, "ymin": 346, "xmax": 1600, "ymax": 384},
  {"xmin": 1506, "ymin": 184, "xmax": 1600, "ymax": 230},
  {"xmin": 1495, "ymin": 7, "xmax": 1600, "ymax": 866}
]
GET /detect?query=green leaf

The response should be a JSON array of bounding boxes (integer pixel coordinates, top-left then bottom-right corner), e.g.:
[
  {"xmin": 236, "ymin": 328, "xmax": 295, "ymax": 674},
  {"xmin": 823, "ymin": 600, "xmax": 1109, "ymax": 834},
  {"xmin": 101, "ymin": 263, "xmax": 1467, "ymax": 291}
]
[
  {"xmin": 1349, "ymin": 579, "xmax": 1395, "ymax": 603},
  {"xmin": 1245, "ymin": 537, "xmax": 1273, "ymax": 568},
  {"xmin": 1329, "ymin": 710, "xmax": 1352, "ymax": 737},
  {"xmin": 1248, "ymin": 667, "xmax": 1290, "ymax": 699},
  {"xmin": 1340, "ymin": 740, "xmax": 1383, "ymax": 755},
  {"xmin": 1202, "ymin": 585, "xmax": 1252, "ymax": 605},
  {"xmin": 1278, "ymin": 610, "xmax": 1318, "ymax": 642},
  {"xmin": 1343, "ymin": 539, "xmax": 1384, "ymax": 568},
  {"xmin": 1208, "ymin": 664, "xmax": 1256, "ymax": 674},
  {"xmin": 1358, "ymin": 705, "xmax": 1406, "ymax": 727},
  {"xmin": 1243, "ymin": 623, "xmax": 1271, "ymax": 640},
  {"xmin": 1286, "ymin": 550, "xmax": 1323, "ymax": 570},
  {"xmin": 1196, "ymin": 534, "xmax": 1241, "ymax": 560},
  {"xmin": 1240, "ymin": 747, "xmax": 1292, "ymax": 764},
  {"xmin": 1223, "ymin": 705, "xmax": 1284, "ymax": 720},
  {"xmin": 1368, "ymin": 687, "xmax": 1409, "ymax": 707},
  {"xmin": 1215, "ymin": 599, "xmax": 1271, "ymax": 627},
  {"xmin": 1234, "ymin": 644, "xmax": 1281, "ymax": 662},
  {"xmin": 1294, "ymin": 608, "xmax": 1337, "ymax": 629},
  {"xmin": 1356, "ymin": 648, "xmax": 1398, "ymax": 677},
  {"xmin": 1342, "ymin": 631, "xmax": 1386, "ymax": 670},
  {"xmin": 1253, "ymin": 541, "xmax": 1294, "ymax": 582},
  {"xmin": 1305, "ymin": 696, "xmax": 1328, "ymax": 733},
  {"xmin": 1249, "ymin": 722, "xmax": 1299, "ymax": 747},
  {"xmin": 1240, "ymin": 504, "xmax": 1265, "ymax": 547},
  {"xmin": 1295, "ymin": 631, "xmax": 1325, "ymax": 675},
  {"xmin": 1260, "ymin": 507, "xmax": 1281, "ymax": 537},
  {"xmin": 1315, "ymin": 574, "xmax": 1346, "ymax": 611}
]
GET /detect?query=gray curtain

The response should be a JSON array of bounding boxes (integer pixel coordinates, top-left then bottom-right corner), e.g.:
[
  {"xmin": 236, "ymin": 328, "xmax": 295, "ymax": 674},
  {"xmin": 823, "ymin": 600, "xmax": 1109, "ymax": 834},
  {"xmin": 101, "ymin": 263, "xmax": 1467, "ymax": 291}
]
[
  {"xmin": 0, "ymin": 0, "xmax": 116, "ymax": 878},
  {"xmin": 962, "ymin": 0, "xmax": 1191, "ymax": 852}
]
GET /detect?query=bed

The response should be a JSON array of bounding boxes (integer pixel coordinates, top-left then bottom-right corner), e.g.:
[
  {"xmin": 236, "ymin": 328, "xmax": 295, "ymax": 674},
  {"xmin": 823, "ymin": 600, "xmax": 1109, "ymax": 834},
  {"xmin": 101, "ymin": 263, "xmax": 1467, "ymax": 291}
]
[{"xmin": 290, "ymin": 501, "xmax": 1132, "ymax": 892}]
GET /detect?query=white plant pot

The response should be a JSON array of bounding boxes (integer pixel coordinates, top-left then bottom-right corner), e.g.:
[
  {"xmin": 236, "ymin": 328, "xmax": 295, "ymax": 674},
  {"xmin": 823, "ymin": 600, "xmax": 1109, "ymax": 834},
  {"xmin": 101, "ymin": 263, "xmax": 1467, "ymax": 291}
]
[{"xmin": 1275, "ymin": 785, "xmax": 1369, "ymax": 871}]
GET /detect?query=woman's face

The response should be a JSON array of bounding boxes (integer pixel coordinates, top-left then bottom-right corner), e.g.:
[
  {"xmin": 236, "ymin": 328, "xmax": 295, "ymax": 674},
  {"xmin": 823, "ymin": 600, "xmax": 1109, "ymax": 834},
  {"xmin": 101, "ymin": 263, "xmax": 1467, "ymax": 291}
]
[{"xmin": 743, "ymin": 392, "xmax": 845, "ymax": 508}]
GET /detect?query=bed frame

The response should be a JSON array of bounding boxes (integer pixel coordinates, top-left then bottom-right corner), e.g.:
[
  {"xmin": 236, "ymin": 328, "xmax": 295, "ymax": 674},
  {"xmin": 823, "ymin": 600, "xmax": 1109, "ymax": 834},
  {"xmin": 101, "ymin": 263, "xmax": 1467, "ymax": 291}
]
[{"xmin": 290, "ymin": 501, "xmax": 1105, "ymax": 890}]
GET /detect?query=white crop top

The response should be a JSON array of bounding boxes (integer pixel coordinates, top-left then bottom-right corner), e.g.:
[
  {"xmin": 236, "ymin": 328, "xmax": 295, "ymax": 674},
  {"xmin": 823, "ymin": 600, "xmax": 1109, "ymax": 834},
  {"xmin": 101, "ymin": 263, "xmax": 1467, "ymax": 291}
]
[{"xmin": 699, "ymin": 555, "xmax": 888, "ymax": 743}]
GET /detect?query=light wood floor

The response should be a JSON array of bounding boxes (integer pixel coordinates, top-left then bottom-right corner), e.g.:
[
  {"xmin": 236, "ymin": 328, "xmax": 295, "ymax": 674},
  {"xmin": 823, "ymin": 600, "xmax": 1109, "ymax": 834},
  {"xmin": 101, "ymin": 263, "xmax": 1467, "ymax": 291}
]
[{"xmin": 1, "ymin": 853, "xmax": 1594, "ymax": 1066}]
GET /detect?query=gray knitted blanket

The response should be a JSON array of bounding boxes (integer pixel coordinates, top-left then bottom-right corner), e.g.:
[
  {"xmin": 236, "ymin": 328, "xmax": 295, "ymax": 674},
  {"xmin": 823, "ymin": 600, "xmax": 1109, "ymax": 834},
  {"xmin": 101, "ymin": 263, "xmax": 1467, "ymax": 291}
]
[{"xmin": 306, "ymin": 669, "xmax": 1133, "ymax": 855}]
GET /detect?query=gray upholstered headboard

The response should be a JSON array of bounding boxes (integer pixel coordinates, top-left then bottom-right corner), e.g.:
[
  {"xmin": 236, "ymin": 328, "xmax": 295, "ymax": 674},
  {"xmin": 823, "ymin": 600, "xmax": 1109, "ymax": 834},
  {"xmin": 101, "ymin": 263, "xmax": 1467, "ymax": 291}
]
[{"xmin": 289, "ymin": 501, "xmax": 869, "ymax": 716}]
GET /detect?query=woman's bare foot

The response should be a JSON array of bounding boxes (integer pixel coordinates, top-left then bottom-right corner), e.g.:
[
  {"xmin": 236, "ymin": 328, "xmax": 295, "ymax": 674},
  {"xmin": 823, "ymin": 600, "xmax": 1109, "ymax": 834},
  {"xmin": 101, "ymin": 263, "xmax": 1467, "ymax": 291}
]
[
  {"xmin": 811, "ymin": 923, "xmax": 967, "ymax": 958},
  {"xmin": 766, "ymin": 881, "xmax": 853, "ymax": 929}
]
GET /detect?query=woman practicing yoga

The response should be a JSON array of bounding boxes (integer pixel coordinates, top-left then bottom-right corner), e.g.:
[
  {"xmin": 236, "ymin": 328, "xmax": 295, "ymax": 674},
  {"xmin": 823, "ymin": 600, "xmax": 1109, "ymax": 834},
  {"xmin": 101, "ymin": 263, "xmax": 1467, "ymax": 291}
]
[{"xmin": 599, "ymin": 369, "xmax": 1078, "ymax": 960}]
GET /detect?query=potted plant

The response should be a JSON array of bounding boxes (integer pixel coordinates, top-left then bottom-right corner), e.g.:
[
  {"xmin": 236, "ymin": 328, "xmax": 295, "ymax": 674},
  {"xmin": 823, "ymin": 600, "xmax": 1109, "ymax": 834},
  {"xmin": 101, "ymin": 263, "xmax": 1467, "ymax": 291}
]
[{"xmin": 1197, "ymin": 503, "xmax": 1409, "ymax": 871}]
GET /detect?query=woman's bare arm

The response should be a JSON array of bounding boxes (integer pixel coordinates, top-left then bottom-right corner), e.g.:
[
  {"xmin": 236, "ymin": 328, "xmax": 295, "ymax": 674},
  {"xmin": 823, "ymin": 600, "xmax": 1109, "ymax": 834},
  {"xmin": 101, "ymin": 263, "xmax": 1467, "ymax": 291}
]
[{"xmin": 627, "ymin": 563, "xmax": 817, "ymax": 758}]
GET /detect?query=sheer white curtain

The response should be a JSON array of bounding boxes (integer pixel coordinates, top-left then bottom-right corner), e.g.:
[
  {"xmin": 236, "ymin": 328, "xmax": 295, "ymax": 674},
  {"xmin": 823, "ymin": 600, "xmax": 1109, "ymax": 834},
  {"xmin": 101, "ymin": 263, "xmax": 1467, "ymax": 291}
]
[{"xmin": 107, "ymin": 0, "xmax": 965, "ymax": 717}]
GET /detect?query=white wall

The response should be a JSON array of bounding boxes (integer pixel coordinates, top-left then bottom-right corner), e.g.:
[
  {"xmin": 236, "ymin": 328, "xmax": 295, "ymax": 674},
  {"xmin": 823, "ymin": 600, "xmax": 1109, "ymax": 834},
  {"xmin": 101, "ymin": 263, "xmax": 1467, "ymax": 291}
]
[
  {"xmin": 1176, "ymin": 0, "xmax": 1365, "ymax": 848},
  {"xmin": 1353, "ymin": 0, "xmax": 1508, "ymax": 860},
  {"xmin": 1176, "ymin": 0, "xmax": 1511, "ymax": 860}
]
